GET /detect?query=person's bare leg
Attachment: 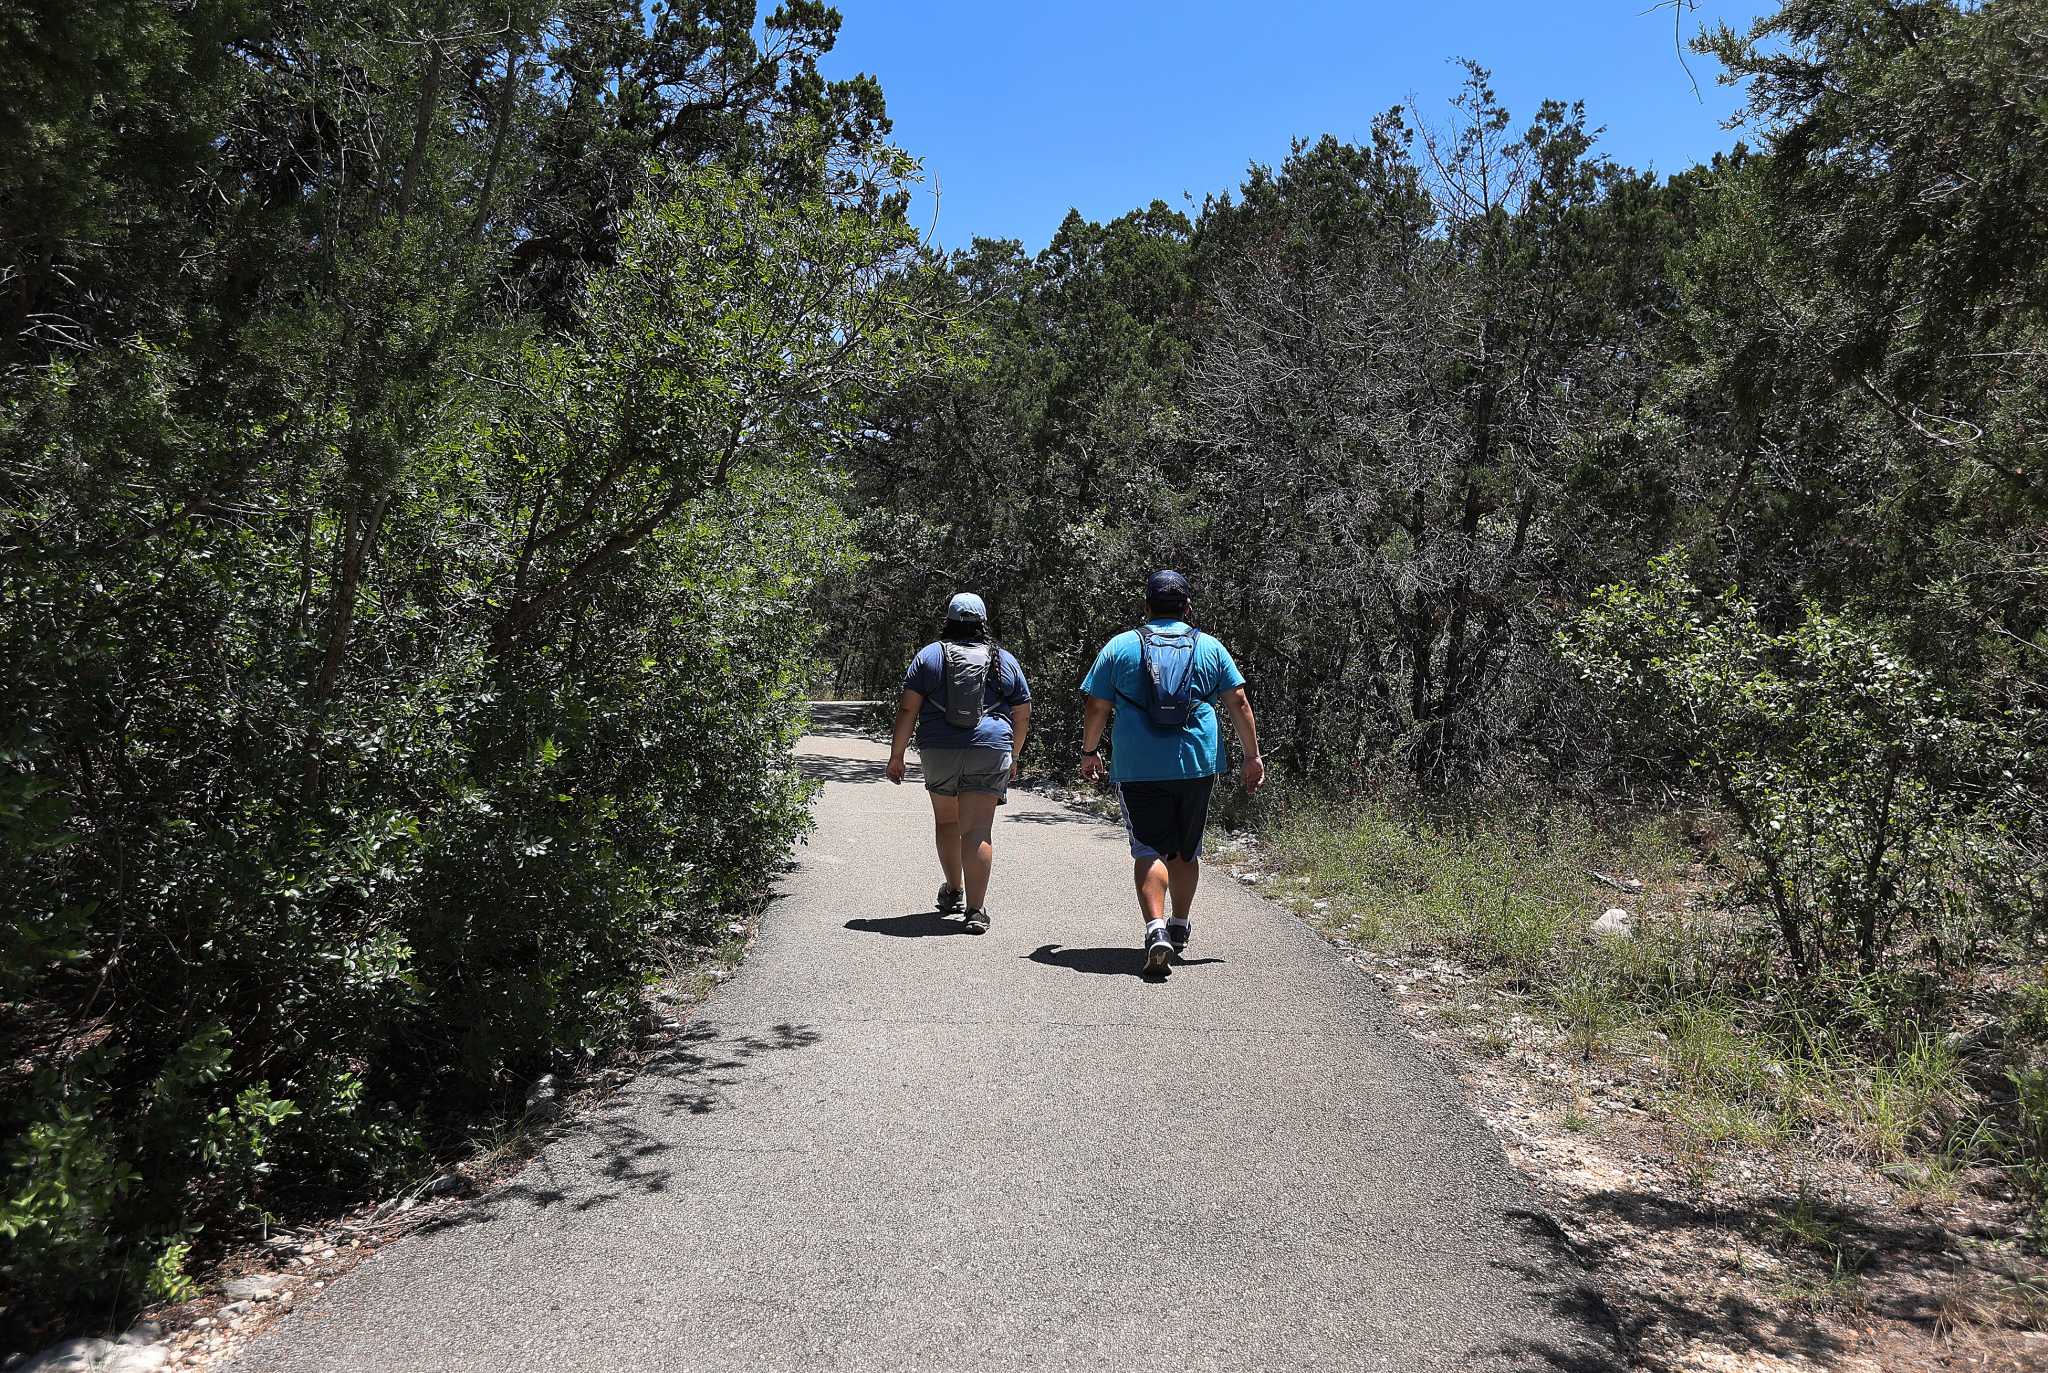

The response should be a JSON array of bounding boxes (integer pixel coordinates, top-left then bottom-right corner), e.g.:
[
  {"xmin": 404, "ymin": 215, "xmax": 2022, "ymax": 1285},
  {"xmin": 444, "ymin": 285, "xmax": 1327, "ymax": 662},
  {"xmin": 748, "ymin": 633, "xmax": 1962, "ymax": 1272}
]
[
  {"xmin": 929, "ymin": 793, "xmax": 963, "ymax": 893},
  {"xmin": 957, "ymin": 791, "xmax": 1000, "ymax": 911},
  {"xmin": 1165, "ymin": 856, "xmax": 1200, "ymax": 920},
  {"xmin": 1132, "ymin": 857, "xmax": 1169, "ymax": 927}
]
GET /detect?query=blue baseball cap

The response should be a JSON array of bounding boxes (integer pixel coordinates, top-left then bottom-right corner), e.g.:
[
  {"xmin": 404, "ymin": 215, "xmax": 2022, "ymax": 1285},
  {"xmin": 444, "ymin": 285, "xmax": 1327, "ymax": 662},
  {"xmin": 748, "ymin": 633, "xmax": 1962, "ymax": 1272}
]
[
  {"xmin": 1145, "ymin": 570, "xmax": 1190, "ymax": 602},
  {"xmin": 945, "ymin": 591, "xmax": 987, "ymax": 623}
]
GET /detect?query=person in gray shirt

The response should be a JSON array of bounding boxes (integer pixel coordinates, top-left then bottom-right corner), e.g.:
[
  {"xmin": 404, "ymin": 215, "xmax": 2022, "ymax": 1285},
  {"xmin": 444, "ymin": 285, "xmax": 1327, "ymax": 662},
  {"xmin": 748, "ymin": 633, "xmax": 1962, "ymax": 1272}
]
[{"xmin": 886, "ymin": 593, "xmax": 1032, "ymax": 933}]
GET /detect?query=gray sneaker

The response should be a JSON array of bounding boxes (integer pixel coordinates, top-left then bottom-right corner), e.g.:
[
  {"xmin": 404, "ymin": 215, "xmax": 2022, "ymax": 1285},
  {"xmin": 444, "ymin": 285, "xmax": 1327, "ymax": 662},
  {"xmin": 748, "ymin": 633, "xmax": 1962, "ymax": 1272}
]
[
  {"xmin": 964, "ymin": 907, "xmax": 990, "ymax": 935},
  {"xmin": 1143, "ymin": 927, "xmax": 1173, "ymax": 975},
  {"xmin": 1168, "ymin": 919, "xmax": 1192, "ymax": 953},
  {"xmin": 936, "ymin": 883, "xmax": 963, "ymax": 914}
]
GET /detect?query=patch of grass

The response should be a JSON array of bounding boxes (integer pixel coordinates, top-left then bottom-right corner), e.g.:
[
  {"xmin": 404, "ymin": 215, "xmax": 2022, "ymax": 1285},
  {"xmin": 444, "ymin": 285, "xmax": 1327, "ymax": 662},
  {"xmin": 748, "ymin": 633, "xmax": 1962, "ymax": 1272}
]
[
  {"xmin": 1772, "ymin": 1187, "xmax": 1848, "ymax": 1253},
  {"xmin": 1766, "ymin": 1189, "xmax": 1877, "ymax": 1315},
  {"xmin": 1550, "ymin": 974, "xmax": 1621, "ymax": 1059},
  {"xmin": 1261, "ymin": 790, "xmax": 2048, "ymax": 1260},
  {"xmin": 1670, "ymin": 1091, "xmax": 1785, "ymax": 1152},
  {"xmin": 1775, "ymin": 1262, "xmax": 1869, "ymax": 1317},
  {"xmin": 1812, "ymin": 1033, "xmax": 1967, "ymax": 1164},
  {"xmin": 1666, "ymin": 999, "xmax": 1772, "ymax": 1092},
  {"xmin": 1264, "ymin": 798, "xmax": 1663, "ymax": 987},
  {"xmin": 1892, "ymin": 1158, "xmax": 1966, "ymax": 1212},
  {"xmin": 2008, "ymin": 1062, "xmax": 2048, "ymax": 1247},
  {"xmin": 1433, "ymin": 997, "xmax": 1479, "ymax": 1029}
]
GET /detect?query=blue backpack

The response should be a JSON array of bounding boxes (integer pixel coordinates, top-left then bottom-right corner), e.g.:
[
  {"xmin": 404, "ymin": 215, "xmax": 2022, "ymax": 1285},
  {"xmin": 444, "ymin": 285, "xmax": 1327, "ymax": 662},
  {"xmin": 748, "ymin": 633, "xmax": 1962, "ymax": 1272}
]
[{"xmin": 1134, "ymin": 625, "xmax": 1203, "ymax": 729}]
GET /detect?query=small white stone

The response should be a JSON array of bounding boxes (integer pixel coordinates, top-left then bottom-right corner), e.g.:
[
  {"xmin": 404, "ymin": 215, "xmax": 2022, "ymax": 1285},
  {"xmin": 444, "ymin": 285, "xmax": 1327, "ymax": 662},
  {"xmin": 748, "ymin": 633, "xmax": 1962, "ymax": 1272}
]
[
  {"xmin": 17, "ymin": 1336, "xmax": 113, "ymax": 1373},
  {"xmin": 221, "ymin": 1274, "xmax": 288, "ymax": 1302},
  {"xmin": 1591, "ymin": 907, "xmax": 1635, "ymax": 938},
  {"xmin": 104, "ymin": 1343, "xmax": 170, "ymax": 1373}
]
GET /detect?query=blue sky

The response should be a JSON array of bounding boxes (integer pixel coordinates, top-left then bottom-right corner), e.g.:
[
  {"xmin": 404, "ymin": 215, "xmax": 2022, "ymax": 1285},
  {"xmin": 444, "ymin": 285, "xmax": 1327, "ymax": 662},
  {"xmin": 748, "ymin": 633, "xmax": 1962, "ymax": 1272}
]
[{"xmin": 818, "ymin": 1, "xmax": 1778, "ymax": 252}]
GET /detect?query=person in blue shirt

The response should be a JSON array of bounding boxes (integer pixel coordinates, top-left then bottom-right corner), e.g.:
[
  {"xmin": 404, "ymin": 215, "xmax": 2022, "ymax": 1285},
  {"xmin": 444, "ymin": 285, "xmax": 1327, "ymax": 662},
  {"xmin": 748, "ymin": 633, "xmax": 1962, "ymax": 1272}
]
[
  {"xmin": 1079, "ymin": 571, "xmax": 1264, "ymax": 975},
  {"xmin": 886, "ymin": 592, "xmax": 1032, "ymax": 933}
]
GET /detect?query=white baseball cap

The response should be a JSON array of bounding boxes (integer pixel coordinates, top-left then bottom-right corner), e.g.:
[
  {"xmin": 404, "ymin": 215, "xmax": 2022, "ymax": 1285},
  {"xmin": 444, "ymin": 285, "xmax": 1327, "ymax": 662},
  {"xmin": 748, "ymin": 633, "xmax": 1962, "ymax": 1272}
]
[{"xmin": 946, "ymin": 592, "xmax": 987, "ymax": 623}]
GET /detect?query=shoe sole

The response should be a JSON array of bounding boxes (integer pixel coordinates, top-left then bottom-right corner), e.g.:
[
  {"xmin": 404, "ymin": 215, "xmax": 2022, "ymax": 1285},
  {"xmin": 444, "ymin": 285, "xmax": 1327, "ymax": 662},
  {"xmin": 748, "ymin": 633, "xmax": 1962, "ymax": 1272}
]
[
  {"xmin": 965, "ymin": 917, "xmax": 989, "ymax": 935},
  {"xmin": 1144, "ymin": 940, "xmax": 1172, "ymax": 975}
]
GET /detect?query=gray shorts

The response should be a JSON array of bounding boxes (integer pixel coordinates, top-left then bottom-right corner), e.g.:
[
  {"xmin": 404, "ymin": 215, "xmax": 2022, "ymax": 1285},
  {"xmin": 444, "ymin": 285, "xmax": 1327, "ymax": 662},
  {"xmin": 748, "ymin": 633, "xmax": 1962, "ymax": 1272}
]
[{"xmin": 920, "ymin": 746, "xmax": 1012, "ymax": 798}]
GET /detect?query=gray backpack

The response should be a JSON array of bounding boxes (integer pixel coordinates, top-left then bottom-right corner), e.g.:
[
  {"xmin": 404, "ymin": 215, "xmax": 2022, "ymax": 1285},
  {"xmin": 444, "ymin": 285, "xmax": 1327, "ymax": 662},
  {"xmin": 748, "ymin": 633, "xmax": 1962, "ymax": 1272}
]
[{"xmin": 939, "ymin": 642, "xmax": 997, "ymax": 729}]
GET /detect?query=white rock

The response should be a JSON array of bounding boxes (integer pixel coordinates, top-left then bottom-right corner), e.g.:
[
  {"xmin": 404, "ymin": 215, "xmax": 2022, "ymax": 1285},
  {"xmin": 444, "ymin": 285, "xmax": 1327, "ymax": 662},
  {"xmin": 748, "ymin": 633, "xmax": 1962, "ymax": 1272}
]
[
  {"xmin": 18, "ymin": 1337, "xmax": 113, "ymax": 1373},
  {"xmin": 104, "ymin": 1344, "xmax": 170, "ymax": 1373},
  {"xmin": 524, "ymin": 1074, "xmax": 561, "ymax": 1119},
  {"xmin": 18, "ymin": 1339, "xmax": 170, "ymax": 1373},
  {"xmin": 217, "ymin": 1302, "xmax": 254, "ymax": 1321},
  {"xmin": 221, "ymin": 1274, "xmax": 288, "ymax": 1302},
  {"xmin": 1591, "ymin": 907, "xmax": 1635, "ymax": 938},
  {"xmin": 725, "ymin": 921, "xmax": 746, "ymax": 936}
]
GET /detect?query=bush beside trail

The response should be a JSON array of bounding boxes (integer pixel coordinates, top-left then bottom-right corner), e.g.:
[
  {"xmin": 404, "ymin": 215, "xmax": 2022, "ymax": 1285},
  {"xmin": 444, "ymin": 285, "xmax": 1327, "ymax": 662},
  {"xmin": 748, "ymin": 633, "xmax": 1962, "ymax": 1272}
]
[{"xmin": 1, "ymin": 2, "xmax": 950, "ymax": 1344}]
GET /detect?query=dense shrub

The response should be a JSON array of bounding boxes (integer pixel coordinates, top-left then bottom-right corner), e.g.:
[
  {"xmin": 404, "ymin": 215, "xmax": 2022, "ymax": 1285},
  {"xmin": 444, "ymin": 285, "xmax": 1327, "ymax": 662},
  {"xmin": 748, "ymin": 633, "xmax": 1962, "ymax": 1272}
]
[
  {"xmin": 0, "ymin": 0, "xmax": 940, "ymax": 1337},
  {"xmin": 1564, "ymin": 556, "xmax": 2036, "ymax": 983}
]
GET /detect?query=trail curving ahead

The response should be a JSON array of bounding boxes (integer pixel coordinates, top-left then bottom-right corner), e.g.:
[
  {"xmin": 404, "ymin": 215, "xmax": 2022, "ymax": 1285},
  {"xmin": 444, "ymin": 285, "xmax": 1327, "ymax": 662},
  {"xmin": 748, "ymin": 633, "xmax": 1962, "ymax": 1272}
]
[{"xmin": 236, "ymin": 708, "xmax": 1617, "ymax": 1371}]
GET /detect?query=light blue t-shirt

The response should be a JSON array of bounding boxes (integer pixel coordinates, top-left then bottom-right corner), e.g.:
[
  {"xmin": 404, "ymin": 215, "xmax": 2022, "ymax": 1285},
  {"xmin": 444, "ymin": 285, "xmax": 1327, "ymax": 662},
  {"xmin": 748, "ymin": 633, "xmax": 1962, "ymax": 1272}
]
[
  {"xmin": 1080, "ymin": 620, "xmax": 1245, "ymax": 782},
  {"xmin": 903, "ymin": 641, "xmax": 1031, "ymax": 751}
]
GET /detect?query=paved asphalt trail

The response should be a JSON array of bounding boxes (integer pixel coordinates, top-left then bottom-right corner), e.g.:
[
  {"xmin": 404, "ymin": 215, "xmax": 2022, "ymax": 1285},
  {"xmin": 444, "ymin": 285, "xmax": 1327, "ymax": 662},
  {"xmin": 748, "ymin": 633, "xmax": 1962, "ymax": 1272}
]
[{"xmin": 238, "ymin": 711, "xmax": 1617, "ymax": 1372}]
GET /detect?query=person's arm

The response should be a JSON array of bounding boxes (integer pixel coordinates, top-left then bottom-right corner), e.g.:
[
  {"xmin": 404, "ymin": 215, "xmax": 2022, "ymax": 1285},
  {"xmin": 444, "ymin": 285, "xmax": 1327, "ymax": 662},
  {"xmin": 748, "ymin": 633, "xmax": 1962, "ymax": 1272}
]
[
  {"xmin": 1078, "ymin": 696, "xmax": 1112, "ymax": 786},
  {"xmin": 1221, "ymin": 684, "xmax": 1265, "ymax": 794},
  {"xmin": 1009, "ymin": 701, "xmax": 1032, "ymax": 780},
  {"xmin": 886, "ymin": 689, "xmax": 922, "ymax": 785}
]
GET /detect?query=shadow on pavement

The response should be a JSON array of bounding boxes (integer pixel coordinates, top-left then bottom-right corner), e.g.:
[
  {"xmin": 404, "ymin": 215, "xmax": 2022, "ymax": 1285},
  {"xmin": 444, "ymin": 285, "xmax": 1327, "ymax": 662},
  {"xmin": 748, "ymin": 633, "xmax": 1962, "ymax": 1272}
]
[
  {"xmin": 1025, "ymin": 943, "xmax": 1225, "ymax": 978},
  {"xmin": 1461, "ymin": 1210, "xmax": 1629, "ymax": 1372},
  {"xmin": 1003, "ymin": 808, "xmax": 1104, "ymax": 828},
  {"xmin": 805, "ymin": 702, "xmax": 886, "ymax": 740},
  {"xmin": 844, "ymin": 911, "xmax": 969, "ymax": 938},
  {"xmin": 797, "ymin": 752, "xmax": 891, "ymax": 785},
  {"xmin": 418, "ymin": 1021, "xmax": 823, "ymax": 1233}
]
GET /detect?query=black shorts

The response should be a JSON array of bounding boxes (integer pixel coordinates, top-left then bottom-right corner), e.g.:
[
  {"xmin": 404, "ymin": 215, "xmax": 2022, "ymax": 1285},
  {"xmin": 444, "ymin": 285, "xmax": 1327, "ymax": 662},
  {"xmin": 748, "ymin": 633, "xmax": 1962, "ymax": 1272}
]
[{"xmin": 1114, "ymin": 777, "xmax": 1216, "ymax": 862}]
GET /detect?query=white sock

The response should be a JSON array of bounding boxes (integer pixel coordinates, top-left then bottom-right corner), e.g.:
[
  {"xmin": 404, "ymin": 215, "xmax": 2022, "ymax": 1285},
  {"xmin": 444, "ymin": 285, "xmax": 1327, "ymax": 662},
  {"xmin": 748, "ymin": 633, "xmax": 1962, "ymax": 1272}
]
[{"xmin": 1146, "ymin": 918, "xmax": 1167, "ymax": 939}]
